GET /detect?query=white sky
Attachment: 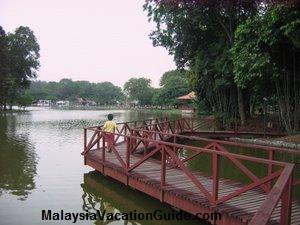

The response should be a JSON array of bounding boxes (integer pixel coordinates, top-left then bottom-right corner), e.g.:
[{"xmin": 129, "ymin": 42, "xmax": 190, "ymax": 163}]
[{"xmin": 0, "ymin": 0, "xmax": 176, "ymax": 87}]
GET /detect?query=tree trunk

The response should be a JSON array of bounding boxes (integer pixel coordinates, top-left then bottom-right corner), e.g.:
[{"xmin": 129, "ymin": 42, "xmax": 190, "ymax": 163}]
[{"xmin": 237, "ymin": 86, "xmax": 246, "ymax": 125}]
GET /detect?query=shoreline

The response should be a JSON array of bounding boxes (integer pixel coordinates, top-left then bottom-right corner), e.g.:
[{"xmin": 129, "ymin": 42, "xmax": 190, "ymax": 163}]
[{"xmin": 229, "ymin": 137, "xmax": 300, "ymax": 150}]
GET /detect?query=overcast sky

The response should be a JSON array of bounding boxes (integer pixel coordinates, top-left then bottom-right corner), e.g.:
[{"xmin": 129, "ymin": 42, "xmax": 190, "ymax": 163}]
[{"xmin": 0, "ymin": 0, "xmax": 176, "ymax": 87}]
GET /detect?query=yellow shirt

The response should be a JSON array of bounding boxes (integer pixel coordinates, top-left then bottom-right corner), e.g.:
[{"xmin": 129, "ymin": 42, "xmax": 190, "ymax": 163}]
[{"xmin": 103, "ymin": 121, "xmax": 117, "ymax": 133}]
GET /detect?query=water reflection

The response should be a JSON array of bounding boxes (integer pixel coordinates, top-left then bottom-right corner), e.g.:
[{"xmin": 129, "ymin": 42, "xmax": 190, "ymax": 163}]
[
  {"xmin": 185, "ymin": 140, "xmax": 300, "ymax": 198},
  {"xmin": 81, "ymin": 171, "xmax": 209, "ymax": 225},
  {"xmin": 0, "ymin": 114, "xmax": 37, "ymax": 200}
]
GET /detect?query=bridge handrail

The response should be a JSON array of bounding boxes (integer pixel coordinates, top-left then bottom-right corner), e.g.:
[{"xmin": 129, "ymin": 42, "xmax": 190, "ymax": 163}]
[
  {"xmin": 83, "ymin": 126, "xmax": 294, "ymax": 225},
  {"xmin": 130, "ymin": 127, "xmax": 300, "ymax": 188},
  {"xmin": 84, "ymin": 117, "xmax": 172, "ymax": 130},
  {"xmin": 130, "ymin": 126, "xmax": 300, "ymax": 155}
]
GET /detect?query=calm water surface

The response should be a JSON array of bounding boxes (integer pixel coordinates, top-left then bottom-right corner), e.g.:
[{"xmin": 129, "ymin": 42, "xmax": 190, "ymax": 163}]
[
  {"xmin": 0, "ymin": 108, "xmax": 206, "ymax": 225},
  {"xmin": 1, "ymin": 108, "xmax": 299, "ymax": 225}
]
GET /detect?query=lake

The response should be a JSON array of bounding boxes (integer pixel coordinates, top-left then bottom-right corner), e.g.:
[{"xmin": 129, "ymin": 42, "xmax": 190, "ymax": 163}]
[
  {"xmin": 0, "ymin": 108, "xmax": 298, "ymax": 225},
  {"xmin": 0, "ymin": 108, "xmax": 207, "ymax": 225}
]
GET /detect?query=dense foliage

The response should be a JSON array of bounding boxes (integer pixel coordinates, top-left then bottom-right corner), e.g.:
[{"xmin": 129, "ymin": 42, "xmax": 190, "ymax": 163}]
[
  {"xmin": 0, "ymin": 26, "xmax": 40, "ymax": 110},
  {"xmin": 153, "ymin": 70, "xmax": 189, "ymax": 105},
  {"xmin": 27, "ymin": 71, "xmax": 190, "ymax": 107},
  {"xmin": 144, "ymin": 1, "xmax": 300, "ymax": 132},
  {"xmin": 123, "ymin": 78, "xmax": 154, "ymax": 105},
  {"xmin": 232, "ymin": 5, "xmax": 300, "ymax": 132},
  {"xmin": 28, "ymin": 79, "xmax": 125, "ymax": 105}
]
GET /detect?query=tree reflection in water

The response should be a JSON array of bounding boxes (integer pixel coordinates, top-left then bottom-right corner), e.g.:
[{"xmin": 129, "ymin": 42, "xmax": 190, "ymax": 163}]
[
  {"xmin": 81, "ymin": 171, "xmax": 209, "ymax": 225},
  {"xmin": 0, "ymin": 114, "xmax": 37, "ymax": 200}
]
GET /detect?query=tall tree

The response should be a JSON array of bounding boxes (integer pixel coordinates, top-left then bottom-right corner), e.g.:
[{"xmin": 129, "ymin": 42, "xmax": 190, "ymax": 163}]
[
  {"xmin": 232, "ymin": 4, "xmax": 300, "ymax": 132},
  {"xmin": 0, "ymin": 26, "xmax": 8, "ymax": 110},
  {"xmin": 0, "ymin": 26, "xmax": 40, "ymax": 110},
  {"xmin": 124, "ymin": 78, "xmax": 153, "ymax": 105},
  {"xmin": 143, "ymin": 0, "xmax": 257, "ymax": 124},
  {"xmin": 153, "ymin": 70, "xmax": 189, "ymax": 105}
]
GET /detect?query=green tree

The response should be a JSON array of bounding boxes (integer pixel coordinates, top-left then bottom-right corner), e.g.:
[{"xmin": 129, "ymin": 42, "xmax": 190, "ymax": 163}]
[
  {"xmin": 143, "ymin": 0, "xmax": 257, "ymax": 124},
  {"xmin": 27, "ymin": 79, "xmax": 125, "ymax": 105},
  {"xmin": 0, "ymin": 26, "xmax": 9, "ymax": 110},
  {"xmin": 16, "ymin": 92, "xmax": 33, "ymax": 110},
  {"xmin": 124, "ymin": 78, "xmax": 153, "ymax": 105},
  {"xmin": 153, "ymin": 70, "xmax": 189, "ymax": 105},
  {"xmin": 0, "ymin": 26, "xmax": 40, "ymax": 110},
  {"xmin": 94, "ymin": 82, "xmax": 124, "ymax": 105},
  {"xmin": 231, "ymin": 5, "xmax": 300, "ymax": 132}
]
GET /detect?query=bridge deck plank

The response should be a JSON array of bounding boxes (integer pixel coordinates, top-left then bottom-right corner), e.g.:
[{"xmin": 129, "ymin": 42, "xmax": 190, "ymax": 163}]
[{"xmin": 86, "ymin": 141, "xmax": 300, "ymax": 225}]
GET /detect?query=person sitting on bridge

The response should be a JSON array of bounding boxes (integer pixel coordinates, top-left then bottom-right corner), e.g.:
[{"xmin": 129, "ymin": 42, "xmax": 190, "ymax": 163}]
[{"xmin": 103, "ymin": 114, "xmax": 118, "ymax": 152}]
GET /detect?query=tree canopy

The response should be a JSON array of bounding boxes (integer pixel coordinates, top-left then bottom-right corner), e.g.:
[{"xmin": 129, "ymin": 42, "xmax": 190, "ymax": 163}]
[
  {"xmin": 28, "ymin": 79, "xmax": 125, "ymax": 105},
  {"xmin": 231, "ymin": 5, "xmax": 300, "ymax": 132},
  {"xmin": 144, "ymin": 1, "xmax": 300, "ymax": 132},
  {"xmin": 124, "ymin": 78, "xmax": 154, "ymax": 105},
  {"xmin": 153, "ymin": 70, "xmax": 189, "ymax": 105},
  {"xmin": 0, "ymin": 26, "xmax": 40, "ymax": 110}
]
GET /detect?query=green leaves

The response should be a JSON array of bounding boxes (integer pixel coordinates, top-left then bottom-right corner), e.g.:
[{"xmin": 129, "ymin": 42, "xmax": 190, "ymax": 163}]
[
  {"xmin": 28, "ymin": 80, "xmax": 125, "ymax": 105},
  {"xmin": 0, "ymin": 26, "xmax": 40, "ymax": 109},
  {"xmin": 123, "ymin": 78, "xmax": 153, "ymax": 105},
  {"xmin": 232, "ymin": 4, "xmax": 300, "ymax": 89},
  {"xmin": 154, "ymin": 70, "xmax": 189, "ymax": 106}
]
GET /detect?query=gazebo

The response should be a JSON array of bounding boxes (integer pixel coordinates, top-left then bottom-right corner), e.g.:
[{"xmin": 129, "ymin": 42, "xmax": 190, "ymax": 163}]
[{"xmin": 177, "ymin": 91, "xmax": 196, "ymax": 113}]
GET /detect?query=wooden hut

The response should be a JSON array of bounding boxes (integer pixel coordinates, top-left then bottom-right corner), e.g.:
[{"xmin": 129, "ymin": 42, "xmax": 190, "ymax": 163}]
[{"xmin": 177, "ymin": 91, "xmax": 196, "ymax": 113}]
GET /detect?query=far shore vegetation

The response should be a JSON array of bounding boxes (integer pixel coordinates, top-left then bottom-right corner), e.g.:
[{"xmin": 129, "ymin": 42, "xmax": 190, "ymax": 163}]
[{"xmin": 0, "ymin": 2, "xmax": 299, "ymax": 134}]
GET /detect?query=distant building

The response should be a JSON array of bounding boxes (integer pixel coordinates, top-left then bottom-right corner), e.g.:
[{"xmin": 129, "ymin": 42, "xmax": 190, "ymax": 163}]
[
  {"xmin": 177, "ymin": 91, "xmax": 196, "ymax": 114},
  {"xmin": 77, "ymin": 98, "xmax": 97, "ymax": 106},
  {"xmin": 37, "ymin": 100, "xmax": 52, "ymax": 107},
  {"xmin": 56, "ymin": 100, "xmax": 70, "ymax": 107}
]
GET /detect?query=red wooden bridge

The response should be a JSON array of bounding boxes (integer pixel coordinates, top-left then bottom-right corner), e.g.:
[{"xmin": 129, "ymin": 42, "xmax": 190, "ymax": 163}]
[{"xmin": 82, "ymin": 118, "xmax": 300, "ymax": 225}]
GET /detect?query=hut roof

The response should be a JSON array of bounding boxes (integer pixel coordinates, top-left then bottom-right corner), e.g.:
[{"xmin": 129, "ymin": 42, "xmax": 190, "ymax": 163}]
[{"xmin": 177, "ymin": 91, "xmax": 196, "ymax": 100}]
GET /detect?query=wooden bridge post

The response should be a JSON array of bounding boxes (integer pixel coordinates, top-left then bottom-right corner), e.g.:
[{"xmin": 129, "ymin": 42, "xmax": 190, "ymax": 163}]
[
  {"xmin": 83, "ymin": 128, "xmax": 87, "ymax": 165},
  {"xmin": 212, "ymin": 144, "xmax": 220, "ymax": 205},
  {"xmin": 102, "ymin": 135, "xmax": 105, "ymax": 162},
  {"xmin": 161, "ymin": 147, "xmax": 166, "ymax": 187},
  {"xmin": 97, "ymin": 131, "xmax": 100, "ymax": 149},
  {"xmin": 124, "ymin": 123, "xmax": 127, "ymax": 142},
  {"xmin": 84, "ymin": 128, "xmax": 87, "ymax": 151},
  {"xmin": 280, "ymin": 176, "xmax": 293, "ymax": 225},
  {"xmin": 171, "ymin": 136, "xmax": 177, "ymax": 167},
  {"xmin": 126, "ymin": 137, "xmax": 130, "ymax": 169},
  {"xmin": 160, "ymin": 147, "xmax": 166, "ymax": 202},
  {"xmin": 267, "ymin": 149, "xmax": 275, "ymax": 191}
]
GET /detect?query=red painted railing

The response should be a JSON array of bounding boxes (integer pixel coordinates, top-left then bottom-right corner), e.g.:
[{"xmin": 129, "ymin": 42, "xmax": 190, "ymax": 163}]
[
  {"xmin": 130, "ymin": 118, "xmax": 300, "ymax": 190},
  {"xmin": 82, "ymin": 118, "xmax": 297, "ymax": 225}
]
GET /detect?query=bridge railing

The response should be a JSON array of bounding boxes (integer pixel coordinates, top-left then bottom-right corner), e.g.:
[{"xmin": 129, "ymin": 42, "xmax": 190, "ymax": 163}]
[
  {"xmin": 82, "ymin": 118, "xmax": 168, "ymax": 155},
  {"xmin": 82, "ymin": 117, "xmax": 194, "ymax": 155},
  {"xmin": 83, "ymin": 126, "xmax": 294, "ymax": 225},
  {"xmin": 82, "ymin": 117, "xmax": 299, "ymax": 191},
  {"xmin": 130, "ymin": 127, "xmax": 300, "ymax": 190}
]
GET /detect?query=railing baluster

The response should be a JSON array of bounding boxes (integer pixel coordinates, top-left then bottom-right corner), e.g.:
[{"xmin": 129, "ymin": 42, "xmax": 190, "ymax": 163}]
[
  {"xmin": 102, "ymin": 135, "xmax": 105, "ymax": 162},
  {"xmin": 280, "ymin": 175, "xmax": 293, "ymax": 225},
  {"xmin": 97, "ymin": 130, "xmax": 100, "ymax": 149},
  {"xmin": 268, "ymin": 149, "xmax": 275, "ymax": 191},
  {"xmin": 212, "ymin": 144, "xmax": 220, "ymax": 205},
  {"xmin": 124, "ymin": 124, "xmax": 127, "ymax": 142},
  {"xmin": 126, "ymin": 137, "xmax": 130, "ymax": 169},
  {"xmin": 161, "ymin": 147, "xmax": 166, "ymax": 187},
  {"xmin": 84, "ymin": 128, "xmax": 87, "ymax": 151}
]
